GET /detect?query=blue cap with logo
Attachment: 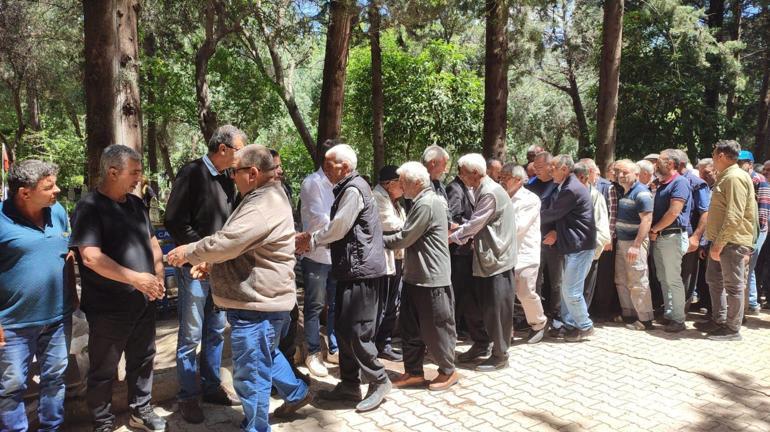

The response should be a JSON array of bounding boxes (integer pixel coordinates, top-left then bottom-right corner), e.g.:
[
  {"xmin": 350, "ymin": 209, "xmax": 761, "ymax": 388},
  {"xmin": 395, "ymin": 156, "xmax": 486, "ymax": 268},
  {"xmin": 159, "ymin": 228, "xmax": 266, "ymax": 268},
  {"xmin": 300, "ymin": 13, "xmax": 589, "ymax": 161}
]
[{"xmin": 738, "ymin": 150, "xmax": 754, "ymax": 163}]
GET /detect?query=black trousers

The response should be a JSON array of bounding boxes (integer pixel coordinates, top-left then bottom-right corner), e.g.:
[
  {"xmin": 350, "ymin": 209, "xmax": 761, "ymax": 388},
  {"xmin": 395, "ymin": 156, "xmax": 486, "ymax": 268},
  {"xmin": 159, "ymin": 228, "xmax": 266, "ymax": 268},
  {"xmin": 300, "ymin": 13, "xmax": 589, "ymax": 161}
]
[
  {"xmin": 450, "ymin": 254, "xmax": 475, "ymax": 332},
  {"xmin": 279, "ymin": 303, "xmax": 300, "ymax": 366},
  {"xmin": 537, "ymin": 246, "xmax": 564, "ymax": 318},
  {"xmin": 681, "ymin": 250, "xmax": 700, "ymax": 303},
  {"xmin": 583, "ymin": 259, "xmax": 599, "ymax": 308},
  {"xmin": 695, "ymin": 254, "xmax": 712, "ymax": 311},
  {"xmin": 335, "ymin": 277, "xmax": 387, "ymax": 385},
  {"xmin": 589, "ymin": 247, "xmax": 621, "ymax": 319},
  {"xmin": 400, "ymin": 283, "xmax": 457, "ymax": 376},
  {"xmin": 86, "ymin": 305, "xmax": 156, "ymax": 426},
  {"xmin": 477, "ymin": 269, "xmax": 515, "ymax": 359},
  {"xmin": 376, "ymin": 259, "xmax": 402, "ymax": 349}
]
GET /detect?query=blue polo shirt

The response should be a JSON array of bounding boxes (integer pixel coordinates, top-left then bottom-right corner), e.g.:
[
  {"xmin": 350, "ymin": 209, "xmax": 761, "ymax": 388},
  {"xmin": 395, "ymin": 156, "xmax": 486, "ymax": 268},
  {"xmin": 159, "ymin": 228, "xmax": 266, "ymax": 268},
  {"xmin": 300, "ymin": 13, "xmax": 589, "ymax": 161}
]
[
  {"xmin": 0, "ymin": 199, "xmax": 74, "ymax": 329},
  {"xmin": 683, "ymin": 170, "xmax": 711, "ymax": 239},
  {"xmin": 652, "ymin": 173, "xmax": 691, "ymax": 230},
  {"xmin": 615, "ymin": 181, "xmax": 654, "ymax": 241}
]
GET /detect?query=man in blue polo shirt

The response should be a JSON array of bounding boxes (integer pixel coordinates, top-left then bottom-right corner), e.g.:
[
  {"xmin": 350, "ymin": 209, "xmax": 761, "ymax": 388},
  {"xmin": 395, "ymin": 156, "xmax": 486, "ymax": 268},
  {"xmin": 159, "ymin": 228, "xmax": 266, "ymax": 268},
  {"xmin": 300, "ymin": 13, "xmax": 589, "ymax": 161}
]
[
  {"xmin": 649, "ymin": 149, "xmax": 691, "ymax": 332},
  {"xmin": 0, "ymin": 160, "xmax": 75, "ymax": 432}
]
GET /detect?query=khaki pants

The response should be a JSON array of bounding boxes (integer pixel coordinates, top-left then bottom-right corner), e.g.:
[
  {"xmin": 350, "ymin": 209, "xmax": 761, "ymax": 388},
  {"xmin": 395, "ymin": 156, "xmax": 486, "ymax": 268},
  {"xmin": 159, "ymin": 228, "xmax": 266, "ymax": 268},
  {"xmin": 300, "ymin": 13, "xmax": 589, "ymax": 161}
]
[
  {"xmin": 614, "ymin": 239, "xmax": 654, "ymax": 322},
  {"xmin": 515, "ymin": 265, "xmax": 548, "ymax": 331}
]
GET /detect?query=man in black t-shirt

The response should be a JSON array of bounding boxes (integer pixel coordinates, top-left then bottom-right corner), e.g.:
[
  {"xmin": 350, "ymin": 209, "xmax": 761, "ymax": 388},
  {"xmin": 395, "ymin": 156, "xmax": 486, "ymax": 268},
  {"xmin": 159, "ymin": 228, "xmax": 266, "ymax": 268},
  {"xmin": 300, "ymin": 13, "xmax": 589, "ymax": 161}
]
[{"xmin": 70, "ymin": 145, "xmax": 167, "ymax": 432}]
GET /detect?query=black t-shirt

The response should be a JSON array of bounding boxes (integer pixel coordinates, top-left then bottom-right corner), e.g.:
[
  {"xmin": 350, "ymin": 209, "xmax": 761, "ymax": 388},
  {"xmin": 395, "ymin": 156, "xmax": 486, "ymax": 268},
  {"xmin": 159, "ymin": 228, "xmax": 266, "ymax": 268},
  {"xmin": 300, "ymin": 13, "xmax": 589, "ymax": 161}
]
[{"xmin": 69, "ymin": 191, "xmax": 155, "ymax": 316}]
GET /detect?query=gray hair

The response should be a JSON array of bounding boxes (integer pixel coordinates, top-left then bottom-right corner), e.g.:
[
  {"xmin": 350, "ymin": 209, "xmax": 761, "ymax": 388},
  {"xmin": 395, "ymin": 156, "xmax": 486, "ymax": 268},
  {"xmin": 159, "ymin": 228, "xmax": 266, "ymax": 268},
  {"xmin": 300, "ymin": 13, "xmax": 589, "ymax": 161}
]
[
  {"xmin": 326, "ymin": 144, "xmax": 358, "ymax": 170},
  {"xmin": 99, "ymin": 145, "xmax": 141, "ymax": 179},
  {"xmin": 396, "ymin": 161, "xmax": 430, "ymax": 188},
  {"xmin": 616, "ymin": 159, "xmax": 640, "ymax": 174},
  {"xmin": 457, "ymin": 153, "xmax": 486, "ymax": 176},
  {"xmin": 572, "ymin": 161, "xmax": 590, "ymax": 178},
  {"xmin": 697, "ymin": 158, "xmax": 713, "ymax": 169},
  {"xmin": 208, "ymin": 125, "xmax": 247, "ymax": 153},
  {"xmin": 527, "ymin": 144, "xmax": 543, "ymax": 154},
  {"xmin": 636, "ymin": 159, "xmax": 655, "ymax": 174},
  {"xmin": 533, "ymin": 151, "xmax": 553, "ymax": 163},
  {"xmin": 501, "ymin": 162, "xmax": 527, "ymax": 180},
  {"xmin": 713, "ymin": 140, "xmax": 740, "ymax": 160},
  {"xmin": 236, "ymin": 144, "xmax": 274, "ymax": 171},
  {"xmin": 660, "ymin": 149, "xmax": 683, "ymax": 167},
  {"xmin": 578, "ymin": 158, "xmax": 599, "ymax": 173},
  {"xmin": 486, "ymin": 158, "xmax": 502, "ymax": 168},
  {"xmin": 672, "ymin": 149, "xmax": 690, "ymax": 166},
  {"xmin": 421, "ymin": 145, "xmax": 449, "ymax": 164},
  {"xmin": 553, "ymin": 154, "xmax": 574, "ymax": 171},
  {"xmin": 8, "ymin": 159, "xmax": 59, "ymax": 197}
]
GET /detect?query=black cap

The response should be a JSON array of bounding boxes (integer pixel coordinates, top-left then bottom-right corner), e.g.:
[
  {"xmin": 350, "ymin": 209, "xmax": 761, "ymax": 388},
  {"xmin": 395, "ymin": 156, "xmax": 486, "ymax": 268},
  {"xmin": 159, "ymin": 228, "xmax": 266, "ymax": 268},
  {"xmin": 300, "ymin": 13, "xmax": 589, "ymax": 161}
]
[{"xmin": 379, "ymin": 165, "xmax": 399, "ymax": 182}]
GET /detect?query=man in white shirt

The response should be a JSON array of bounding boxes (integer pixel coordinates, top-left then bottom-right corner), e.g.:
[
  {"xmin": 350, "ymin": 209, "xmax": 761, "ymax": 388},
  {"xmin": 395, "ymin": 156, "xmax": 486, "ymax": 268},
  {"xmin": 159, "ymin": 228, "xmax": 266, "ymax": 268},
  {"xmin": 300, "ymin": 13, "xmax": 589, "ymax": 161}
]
[
  {"xmin": 499, "ymin": 163, "xmax": 549, "ymax": 344},
  {"xmin": 298, "ymin": 139, "xmax": 338, "ymax": 377}
]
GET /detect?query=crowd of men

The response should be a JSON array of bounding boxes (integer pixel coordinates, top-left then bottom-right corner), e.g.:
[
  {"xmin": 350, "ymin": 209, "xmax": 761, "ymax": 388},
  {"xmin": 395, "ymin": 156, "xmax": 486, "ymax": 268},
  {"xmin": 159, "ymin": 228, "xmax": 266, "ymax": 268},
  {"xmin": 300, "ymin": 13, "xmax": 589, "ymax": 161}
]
[{"xmin": 1, "ymin": 124, "xmax": 768, "ymax": 432}]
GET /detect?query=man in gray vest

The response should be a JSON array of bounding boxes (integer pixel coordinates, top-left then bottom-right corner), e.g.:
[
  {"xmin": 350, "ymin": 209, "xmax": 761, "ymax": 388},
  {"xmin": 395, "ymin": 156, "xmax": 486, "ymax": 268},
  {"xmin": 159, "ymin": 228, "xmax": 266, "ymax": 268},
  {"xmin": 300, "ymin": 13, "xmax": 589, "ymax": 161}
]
[
  {"xmin": 450, "ymin": 153, "xmax": 517, "ymax": 372},
  {"xmin": 296, "ymin": 144, "xmax": 391, "ymax": 412}
]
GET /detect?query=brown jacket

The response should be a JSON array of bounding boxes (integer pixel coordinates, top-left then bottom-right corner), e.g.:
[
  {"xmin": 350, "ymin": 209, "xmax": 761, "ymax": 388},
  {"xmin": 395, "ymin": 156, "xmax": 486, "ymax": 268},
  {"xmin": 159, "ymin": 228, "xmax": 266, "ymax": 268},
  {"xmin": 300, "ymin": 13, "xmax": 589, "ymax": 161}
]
[{"xmin": 186, "ymin": 181, "xmax": 297, "ymax": 312}]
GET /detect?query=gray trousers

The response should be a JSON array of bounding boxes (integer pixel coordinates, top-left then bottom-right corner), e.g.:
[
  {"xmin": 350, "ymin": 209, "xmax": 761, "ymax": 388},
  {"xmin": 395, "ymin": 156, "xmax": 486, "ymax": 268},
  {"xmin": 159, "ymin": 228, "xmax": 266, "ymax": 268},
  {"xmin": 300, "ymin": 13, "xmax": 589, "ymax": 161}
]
[
  {"xmin": 478, "ymin": 269, "xmax": 515, "ymax": 359},
  {"xmin": 706, "ymin": 244, "xmax": 753, "ymax": 332},
  {"xmin": 400, "ymin": 283, "xmax": 457, "ymax": 376}
]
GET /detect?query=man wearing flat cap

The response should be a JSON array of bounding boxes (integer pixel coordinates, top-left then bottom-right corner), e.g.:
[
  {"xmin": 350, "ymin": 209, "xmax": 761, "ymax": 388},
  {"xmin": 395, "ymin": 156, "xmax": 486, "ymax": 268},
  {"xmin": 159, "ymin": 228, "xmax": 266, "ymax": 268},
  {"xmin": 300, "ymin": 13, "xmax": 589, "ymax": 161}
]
[{"xmin": 373, "ymin": 165, "xmax": 407, "ymax": 361}]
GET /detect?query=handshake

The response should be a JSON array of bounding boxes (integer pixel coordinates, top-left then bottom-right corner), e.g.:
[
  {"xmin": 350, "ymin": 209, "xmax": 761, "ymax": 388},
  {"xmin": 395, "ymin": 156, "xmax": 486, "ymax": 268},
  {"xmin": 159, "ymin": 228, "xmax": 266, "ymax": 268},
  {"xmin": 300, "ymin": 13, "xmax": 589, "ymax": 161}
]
[{"xmin": 295, "ymin": 232, "xmax": 312, "ymax": 254}]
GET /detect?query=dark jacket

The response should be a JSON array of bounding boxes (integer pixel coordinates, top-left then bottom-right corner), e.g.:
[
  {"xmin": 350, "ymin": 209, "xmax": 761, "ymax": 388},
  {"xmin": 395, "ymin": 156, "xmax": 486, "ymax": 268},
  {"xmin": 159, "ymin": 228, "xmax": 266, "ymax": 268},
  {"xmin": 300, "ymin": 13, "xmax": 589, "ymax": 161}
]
[
  {"xmin": 330, "ymin": 173, "xmax": 387, "ymax": 281},
  {"xmin": 540, "ymin": 174, "xmax": 596, "ymax": 255},
  {"xmin": 164, "ymin": 158, "xmax": 237, "ymax": 245},
  {"xmin": 446, "ymin": 176, "xmax": 475, "ymax": 256}
]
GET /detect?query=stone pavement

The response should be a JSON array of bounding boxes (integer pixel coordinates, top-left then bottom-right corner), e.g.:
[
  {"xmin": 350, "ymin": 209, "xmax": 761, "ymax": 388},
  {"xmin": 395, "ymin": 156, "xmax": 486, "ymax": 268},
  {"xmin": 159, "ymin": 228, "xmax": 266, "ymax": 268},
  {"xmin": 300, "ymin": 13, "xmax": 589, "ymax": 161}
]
[{"xmin": 65, "ymin": 311, "xmax": 770, "ymax": 432}]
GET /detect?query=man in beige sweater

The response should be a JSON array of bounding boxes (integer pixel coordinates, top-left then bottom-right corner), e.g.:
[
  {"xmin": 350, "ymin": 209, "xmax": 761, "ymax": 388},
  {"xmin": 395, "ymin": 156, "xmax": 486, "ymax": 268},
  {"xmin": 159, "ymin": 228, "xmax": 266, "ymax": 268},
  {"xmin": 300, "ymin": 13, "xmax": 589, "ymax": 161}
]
[{"xmin": 167, "ymin": 144, "xmax": 312, "ymax": 431}]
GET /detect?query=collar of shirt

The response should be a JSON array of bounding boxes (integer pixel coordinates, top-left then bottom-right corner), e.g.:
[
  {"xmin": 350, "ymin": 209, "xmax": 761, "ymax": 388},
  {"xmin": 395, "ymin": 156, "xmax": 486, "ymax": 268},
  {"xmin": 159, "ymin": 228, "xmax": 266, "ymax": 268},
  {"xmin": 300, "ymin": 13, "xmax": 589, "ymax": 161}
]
[
  {"xmin": 1, "ymin": 199, "xmax": 53, "ymax": 230},
  {"xmin": 716, "ymin": 163, "xmax": 740, "ymax": 182},
  {"xmin": 659, "ymin": 172, "xmax": 680, "ymax": 185},
  {"xmin": 202, "ymin": 154, "xmax": 221, "ymax": 176},
  {"xmin": 316, "ymin": 167, "xmax": 333, "ymax": 189}
]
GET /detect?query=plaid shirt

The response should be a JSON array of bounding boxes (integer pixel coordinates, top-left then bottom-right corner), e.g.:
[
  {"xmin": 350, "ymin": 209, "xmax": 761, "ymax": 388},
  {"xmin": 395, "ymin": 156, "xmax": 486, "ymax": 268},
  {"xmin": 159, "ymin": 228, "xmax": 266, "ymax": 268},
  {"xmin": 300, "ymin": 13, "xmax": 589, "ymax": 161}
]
[
  {"xmin": 758, "ymin": 182, "xmax": 770, "ymax": 233},
  {"xmin": 608, "ymin": 183, "xmax": 618, "ymax": 238}
]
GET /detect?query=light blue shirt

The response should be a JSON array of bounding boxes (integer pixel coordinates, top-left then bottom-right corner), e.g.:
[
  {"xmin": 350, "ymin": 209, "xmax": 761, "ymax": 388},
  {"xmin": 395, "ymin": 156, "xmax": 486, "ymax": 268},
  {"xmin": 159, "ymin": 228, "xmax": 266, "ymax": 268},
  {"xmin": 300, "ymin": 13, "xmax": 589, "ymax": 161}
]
[{"xmin": 202, "ymin": 154, "xmax": 220, "ymax": 176}]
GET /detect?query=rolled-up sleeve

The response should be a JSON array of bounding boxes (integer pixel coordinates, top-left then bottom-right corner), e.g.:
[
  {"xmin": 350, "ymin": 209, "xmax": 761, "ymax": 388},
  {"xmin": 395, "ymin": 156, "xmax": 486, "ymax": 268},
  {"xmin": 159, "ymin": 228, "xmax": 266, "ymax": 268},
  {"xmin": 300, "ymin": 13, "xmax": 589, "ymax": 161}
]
[{"xmin": 311, "ymin": 188, "xmax": 364, "ymax": 248}]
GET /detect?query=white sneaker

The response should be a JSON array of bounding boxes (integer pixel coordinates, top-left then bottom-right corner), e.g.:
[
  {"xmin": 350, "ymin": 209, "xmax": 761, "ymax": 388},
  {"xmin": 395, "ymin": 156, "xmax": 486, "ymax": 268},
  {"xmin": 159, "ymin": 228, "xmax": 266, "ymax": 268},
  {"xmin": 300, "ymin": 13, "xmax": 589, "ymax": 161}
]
[
  {"xmin": 305, "ymin": 352, "xmax": 328, "ymax": 377},
  {"xmin": 326, "ymin": 351, "xmax": 339, "ymax": 364}
]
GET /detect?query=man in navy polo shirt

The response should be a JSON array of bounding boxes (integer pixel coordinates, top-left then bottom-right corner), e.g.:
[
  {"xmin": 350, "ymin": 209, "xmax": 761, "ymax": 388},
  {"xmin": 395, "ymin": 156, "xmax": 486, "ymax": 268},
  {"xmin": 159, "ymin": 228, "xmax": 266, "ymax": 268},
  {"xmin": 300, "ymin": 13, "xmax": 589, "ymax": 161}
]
[
  {"xmin": 613, "ymin": 160, "xmax": 655, "ymax": 330},
  {"xmin": 649, "ymin": 149, "xmax": 691, "ymax": 332},
  {"xmin": 0, "ymin": 160, "xmax": 75, "ymax": 432}
]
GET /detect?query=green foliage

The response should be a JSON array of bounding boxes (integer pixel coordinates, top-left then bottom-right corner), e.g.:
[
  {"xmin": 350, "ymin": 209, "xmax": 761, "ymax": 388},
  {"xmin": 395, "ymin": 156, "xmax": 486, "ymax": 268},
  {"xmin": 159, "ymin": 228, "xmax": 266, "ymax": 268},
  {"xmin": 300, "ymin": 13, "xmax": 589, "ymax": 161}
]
[{"xmin": 15, "ymin": 128, "xmax": 85, "ymax": 189}]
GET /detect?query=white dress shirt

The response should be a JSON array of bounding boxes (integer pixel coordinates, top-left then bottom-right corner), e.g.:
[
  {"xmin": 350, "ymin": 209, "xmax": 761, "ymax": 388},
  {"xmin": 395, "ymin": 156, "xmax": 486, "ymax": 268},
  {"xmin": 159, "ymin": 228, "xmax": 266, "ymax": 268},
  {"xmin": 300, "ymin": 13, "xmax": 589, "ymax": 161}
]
[
  {"xmin": 511, "ymin": 187, "xmax": 541, "ymax": 269},
  {"xmin": 299, "ymin": 168, "xmax": 335, "ymax": 264},
  {"xmin": 310, "ymin": 187, "xmax": 364, "ymax": 250}
]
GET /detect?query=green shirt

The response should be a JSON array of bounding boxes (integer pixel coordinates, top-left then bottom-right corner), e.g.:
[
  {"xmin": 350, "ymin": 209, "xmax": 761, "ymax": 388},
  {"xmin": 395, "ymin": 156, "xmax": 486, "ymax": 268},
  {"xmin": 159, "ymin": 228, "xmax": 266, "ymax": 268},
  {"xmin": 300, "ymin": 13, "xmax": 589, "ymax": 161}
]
[{"xmin": 706, "ymin": 164, "xmax": 757, "ymax": 248}]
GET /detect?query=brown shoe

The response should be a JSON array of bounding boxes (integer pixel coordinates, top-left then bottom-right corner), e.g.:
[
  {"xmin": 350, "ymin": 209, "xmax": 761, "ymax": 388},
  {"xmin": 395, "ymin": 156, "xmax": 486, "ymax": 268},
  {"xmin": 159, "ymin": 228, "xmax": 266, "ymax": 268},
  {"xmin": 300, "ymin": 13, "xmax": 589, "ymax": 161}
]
[
  {"xmin": 203, "ymin": 385, "xmax": 241, "ymax": 406},
  {"xmin": 391, "ymin": 373, "xmax": 428, "ymax": 389},
  {"xmin": 178, "ymin": 398, "xmax": 204, "ymax": 424},
  {"xmin": 429, "ymin": 371, "xmax": 459, "ymax": 391},
  {"xmin": 273, "ymin": 390, "xmax": 313, "ymax": 418}
]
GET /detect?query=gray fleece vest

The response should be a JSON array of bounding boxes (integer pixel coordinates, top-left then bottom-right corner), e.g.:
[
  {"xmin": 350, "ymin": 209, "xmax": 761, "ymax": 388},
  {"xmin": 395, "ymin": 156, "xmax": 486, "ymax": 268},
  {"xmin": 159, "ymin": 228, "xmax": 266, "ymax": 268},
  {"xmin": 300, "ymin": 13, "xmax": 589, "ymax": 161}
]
[
  {"xmin": 472, "ymin": 177, "xmax": 518, "ymax": 277},
  {"xmin": 330, "ymin": 173, "xmax": 387, "ymax": 281}
]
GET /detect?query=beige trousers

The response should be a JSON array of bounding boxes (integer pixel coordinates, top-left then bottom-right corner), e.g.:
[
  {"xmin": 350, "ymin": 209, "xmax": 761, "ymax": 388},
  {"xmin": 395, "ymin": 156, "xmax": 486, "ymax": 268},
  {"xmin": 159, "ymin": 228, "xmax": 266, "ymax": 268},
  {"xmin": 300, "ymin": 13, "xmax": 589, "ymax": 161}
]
[
  {"xmin": 615, "ymin": 239, "xmax": 654, "ymax": 322},
  {"xmin": 515, "ymin": 265, "xmax": 548, "ymax": 330}
]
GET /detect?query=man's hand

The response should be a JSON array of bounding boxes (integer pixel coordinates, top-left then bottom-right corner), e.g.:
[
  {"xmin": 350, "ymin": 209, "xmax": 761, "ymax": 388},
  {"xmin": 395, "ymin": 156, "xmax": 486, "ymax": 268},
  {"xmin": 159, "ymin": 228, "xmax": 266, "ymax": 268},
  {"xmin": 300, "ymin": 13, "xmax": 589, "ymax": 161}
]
[
  {"xmin": 295, "ymin": 232, "xmax": 311, "ymax": 254},
  {"xmin": 543, "ymin": 230, "xmax": 557, "ymax": 246},
  {"xmin": 603, "ymin": 242, "xmax": 613, "ymax": 252},
  {"xmin": 649, "ymin": 231, "xmax": 658, "ymax": 242},
  {"xmin": 191, "ymin": 262, "xmax": 210, "ymax": 280},
  {"xmin": 0, "ymin": 324, "xmax": 5, "ymax": 347},
  {"xmin": 627, "ymin": 245, "xmax": 641, "ymax": 263},
  {"xmin": 710, "ymin": 244, "xmax": 723, "ymax": 262},
  {"xmin": 166, "ymin": 245, "xmax": 189, "ymax": 267},
  {"xmin": 131, "ymin": 272, "xmax": 165, "ymax": 301},
  {"xmin": 699, "ymin": 247, "xmax": 707, "ymax": 260},
  {"xmin": 687, "ymin": 235, "xmax": 700, "ymax": 253}
]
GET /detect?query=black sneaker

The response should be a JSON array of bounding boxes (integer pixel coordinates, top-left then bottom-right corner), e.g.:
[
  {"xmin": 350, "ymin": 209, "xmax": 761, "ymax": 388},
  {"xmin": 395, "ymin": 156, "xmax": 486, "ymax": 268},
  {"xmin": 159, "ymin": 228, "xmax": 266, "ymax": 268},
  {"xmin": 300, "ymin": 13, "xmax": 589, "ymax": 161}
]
[
  {"xmin": 707, "ymin": 326, "xmax": 742, "ymax": 341},
  {"xmin": 526, "ymin": 320, "xmax": 549, "ymax": 344},
  {"xmin": 693, "ymin": 319, "xmax": 721, "ymax": 334},
  {"xmin": 565, "ymin": 326, "xmax": 595, "ymax": 342},
  {"xmin": 663, "ymin": 321, "xmax": 686, "ymax": 333},
  {"xmin": 129, "ymin": 405, "xmax": 167, "ymax": 432}
]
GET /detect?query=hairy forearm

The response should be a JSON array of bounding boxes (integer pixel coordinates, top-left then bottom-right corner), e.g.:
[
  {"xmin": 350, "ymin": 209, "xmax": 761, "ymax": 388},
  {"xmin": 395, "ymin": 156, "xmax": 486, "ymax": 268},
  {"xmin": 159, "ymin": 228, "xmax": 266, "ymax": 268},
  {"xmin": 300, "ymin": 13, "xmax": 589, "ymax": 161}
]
[{"xmin": 78, "ymin": 247, "xmax": 139, "ymax": 286}]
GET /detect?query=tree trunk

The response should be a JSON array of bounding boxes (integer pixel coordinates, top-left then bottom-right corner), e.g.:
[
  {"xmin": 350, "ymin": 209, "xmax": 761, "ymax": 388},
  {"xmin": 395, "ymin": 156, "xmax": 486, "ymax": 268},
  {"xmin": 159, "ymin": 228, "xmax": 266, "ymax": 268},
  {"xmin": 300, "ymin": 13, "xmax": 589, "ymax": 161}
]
[
  {"xmin": 568, "ymin": 72, "xmax": 591, "ymax": 158},
  {"xmin": 65, "ymin": 101, "xmax": 83, "ymax": 139},
  {"xmin": 726, "ymin": 0, "xmax": 742, "ymax": 120},
  {"xmin": 482, "ymin": 0, "xmax": 508, "ymax": 161},
  {"xmin": 702, "ymin": 0, "xmax": 725, "ymax": 151},
  {"xmin": 25, "ymin": 78, "xmax": 41, "ymax": 131},
  {"xmin": 144, "ymin": 31, "xmax": 159, "ymax": 192},
  {"xmin": 83, "ymin": 0, "xmax": 143, "ymax": 189},
  {"xmin": 317, "ymin": 0, "xmax": 356, "ymax": 151},
  {"xmin": 755, "ymin": 1, "xmax": 770, "ymax": 160},
  {"xmin": 158, "ymin": 119, "xmax": 175, "ymax": 182},
  {"xmin": 595, "ymin": 0, "xmax": 624, "ymax": 174},
  {"xmin": 195, "ymin": 2, "xmax": 221, "ymax": 143},
  {"xmin": 369, "ymin": 2, "xmax": 385, "ymax": 181}
]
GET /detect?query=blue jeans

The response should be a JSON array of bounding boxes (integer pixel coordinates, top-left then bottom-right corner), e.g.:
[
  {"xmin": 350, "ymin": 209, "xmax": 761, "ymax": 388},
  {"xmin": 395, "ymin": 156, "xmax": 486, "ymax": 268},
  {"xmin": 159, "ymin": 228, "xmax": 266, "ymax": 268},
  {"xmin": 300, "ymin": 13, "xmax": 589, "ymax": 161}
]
[
  {"xmin": 227, "ymin": 310, "xmax": 309, "ymax": 432},
  {"xmin": 560, "ymin": 249, "xmax": 595, "ymax": 331},
  {"xmin": 175, "ymin": 266, "xmax": 226, "ymax": 400},
  {"xmin": 748, "ymin": 230, "xmax": 767, "ymax": 309},
  {"xmin": 0, "ymin": 318, "xmax": 71, "ymax": 432},
  {"xmin": 301, "ymin": 258, "xmax": 338, "ymax": 354}
]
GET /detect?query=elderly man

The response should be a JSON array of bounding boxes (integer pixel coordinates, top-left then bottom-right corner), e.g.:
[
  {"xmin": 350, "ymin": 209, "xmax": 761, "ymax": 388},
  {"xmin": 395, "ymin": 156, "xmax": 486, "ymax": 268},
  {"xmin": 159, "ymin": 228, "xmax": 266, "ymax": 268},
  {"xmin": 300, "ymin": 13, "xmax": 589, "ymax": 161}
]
[
  {"xmin": 166, "ymin": 144, "xmax": 311, "ymax": 431},
  {"xmin": 421, "ymin": 145, "xmax": 450, "ymax": 201},
  {"xmin": 649, "ymin": 149, "xmax": 692, "ymax": 332},
  {"xmin": 384, "ymin": 162, "xmax": 458, "ymax": 390},
  {"xmin": 450, "ymin": 153, "xmax": 517, "ymax": 372},
  {"xmin": 486, "ymin": 158, "xmax": 503, "ymax": 182},
  {"xmin": 637, "ymin": 160, "xmax": 655, "ymax": 187},
  {"xmin": 526, "ymin": 145, "xmax": 545, "ymax": 164},
  {"xmin": 499, "ymin": 163, "xmax": 549, "ymax": 343},
  {"xmin": 372, "ymin": 165, "xmax": 406, "ymax": 361},
  {"xmin": 164, "ymin": 125, "xmax": 243, "ymax": 422},
  {"xmin": 296, "ymin": 144, "xmax": 391, "ymax": 412},
  {"xmin": 698, "ymin": 158, "xmax": 716, "ymax": 188},
  {"xmin": 70, "ymin": 145, "xmax": 166, "ymax": 432},
  {"xmin": 737, "ymin": 150, "xmax": 769, "ymax": 315},
  {"xmin": 541, "ymin": 155, "xmax": 597, "ymax": 342},
  {"xmin": 702, "ymin": 140, "xmax": 758, "ymax": 341},
  {"xmin": 613, "ymin": 160, "xmax": 655, "ymax": 330},
  {"xmin": 0, "ymin": 160, "xmax": 75, "ymax": 432},
  {"xmin": 298, "ymin": 139, "xmax": 339, "ymax": 378},
  {"xmin": 573, "ymin": 161, "xmax": 611, "ymax": 309}
]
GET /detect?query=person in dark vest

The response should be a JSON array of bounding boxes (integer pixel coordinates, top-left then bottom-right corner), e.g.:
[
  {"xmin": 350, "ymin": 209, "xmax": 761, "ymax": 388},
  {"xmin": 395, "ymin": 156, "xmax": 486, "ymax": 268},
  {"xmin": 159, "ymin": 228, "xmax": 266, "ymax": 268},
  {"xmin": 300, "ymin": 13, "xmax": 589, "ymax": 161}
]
[{"xmin": 295, "ymin": 144, "xmax": 391, "ymax": 412}]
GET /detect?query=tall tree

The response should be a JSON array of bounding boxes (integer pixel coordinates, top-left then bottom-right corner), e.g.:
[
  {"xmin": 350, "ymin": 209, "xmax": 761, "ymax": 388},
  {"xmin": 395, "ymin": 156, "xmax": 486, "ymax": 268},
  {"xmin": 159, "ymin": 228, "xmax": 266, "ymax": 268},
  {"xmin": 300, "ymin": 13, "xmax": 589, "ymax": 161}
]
[
  {"xmin": 143, "ymin": 31, "xmax": 159, "ymax": 191},
  {"xmin": 83, "ymin": 0, "xmax": 143, "ymax": 188},
  {"xmin": 702, "ymin": 0, "xmax": 726, "ymax": 150},
  {"xmin": 369, "ymin": 1, "xmax": 385, "ymax": 180},
  {"xmin": 317, "ymin": 0, "xmax": 357, "ymax": 156},
  {"xmin": 595, "ymin": 0, "xmax": 624, "ymax": 174},
  {"xmin": 482, "ymin": 0, "xmax": 508, "ymax": 160},
  {"xmin": 725, "ymin": 0, "xmax": 743, "ymax": 120},
  {"xmin": 755, "ymin": 0, "xmax": 770, "ymax": 160}
]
